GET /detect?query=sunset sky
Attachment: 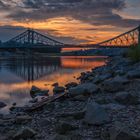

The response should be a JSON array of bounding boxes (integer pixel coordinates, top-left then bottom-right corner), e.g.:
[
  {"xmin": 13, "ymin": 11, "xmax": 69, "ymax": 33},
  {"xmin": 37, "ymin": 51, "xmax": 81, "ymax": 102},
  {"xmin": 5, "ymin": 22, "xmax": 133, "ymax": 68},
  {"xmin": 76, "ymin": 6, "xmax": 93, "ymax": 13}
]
[{"xmin": 0, "ymin": 0, "xmax": 140, "ymax": 44}]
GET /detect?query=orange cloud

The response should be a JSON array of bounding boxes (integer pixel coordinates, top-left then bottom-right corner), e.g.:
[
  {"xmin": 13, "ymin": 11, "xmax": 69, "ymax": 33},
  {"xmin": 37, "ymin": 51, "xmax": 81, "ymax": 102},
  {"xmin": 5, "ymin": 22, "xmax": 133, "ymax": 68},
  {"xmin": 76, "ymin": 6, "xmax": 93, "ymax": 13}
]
[{"xmin": 3, "ymin": 17, "xmax": 130, "ymax": 44}]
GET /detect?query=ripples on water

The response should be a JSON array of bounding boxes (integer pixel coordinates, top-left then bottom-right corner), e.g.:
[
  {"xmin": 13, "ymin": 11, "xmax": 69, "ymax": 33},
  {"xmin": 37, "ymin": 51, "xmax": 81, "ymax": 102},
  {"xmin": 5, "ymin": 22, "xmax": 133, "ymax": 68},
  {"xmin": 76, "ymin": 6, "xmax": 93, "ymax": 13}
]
[{"xmin": 0, "ymin": 54, "xmax": 107, "ymax": 113}]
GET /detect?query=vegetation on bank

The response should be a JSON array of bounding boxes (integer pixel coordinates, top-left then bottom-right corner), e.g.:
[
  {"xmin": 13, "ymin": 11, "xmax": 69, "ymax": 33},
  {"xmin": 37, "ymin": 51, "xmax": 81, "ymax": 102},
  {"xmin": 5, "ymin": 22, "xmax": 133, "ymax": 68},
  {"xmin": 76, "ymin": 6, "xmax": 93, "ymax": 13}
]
[{"xmin": 128, "ymin": 44, "xmax": 140, "ymax": 62}]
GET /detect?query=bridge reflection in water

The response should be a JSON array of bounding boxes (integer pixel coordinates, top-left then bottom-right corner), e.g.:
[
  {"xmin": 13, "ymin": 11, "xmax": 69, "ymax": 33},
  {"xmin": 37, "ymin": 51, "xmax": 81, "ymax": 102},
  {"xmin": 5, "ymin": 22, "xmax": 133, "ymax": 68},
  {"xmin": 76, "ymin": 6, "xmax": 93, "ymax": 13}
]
[
  {"xmin": 0, "ymin": 55, "xmax": 106, "ymax": 83},
  {"xmin": 1, "ymin": 56, "xmax": 61, "ymax": 82}
]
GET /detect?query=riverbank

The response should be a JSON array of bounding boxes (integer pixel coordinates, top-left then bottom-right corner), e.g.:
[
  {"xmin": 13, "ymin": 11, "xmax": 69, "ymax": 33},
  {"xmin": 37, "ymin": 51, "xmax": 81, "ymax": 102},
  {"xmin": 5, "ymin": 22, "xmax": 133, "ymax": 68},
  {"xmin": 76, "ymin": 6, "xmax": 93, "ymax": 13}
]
[
  {"xmin": 0, "ymin": 48, "xmax": 128, "ymax": 57},
  {"xmin": 1, "ymin": 48, "xmax": 140, "ymax": 140}
]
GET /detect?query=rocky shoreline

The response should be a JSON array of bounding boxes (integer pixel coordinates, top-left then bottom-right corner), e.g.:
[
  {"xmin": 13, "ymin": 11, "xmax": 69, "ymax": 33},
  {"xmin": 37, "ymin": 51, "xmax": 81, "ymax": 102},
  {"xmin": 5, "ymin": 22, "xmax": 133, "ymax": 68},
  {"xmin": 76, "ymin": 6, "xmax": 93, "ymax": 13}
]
[{"xmin": 1, "ymin": 48, "xmax": 140, "ymax": 140}]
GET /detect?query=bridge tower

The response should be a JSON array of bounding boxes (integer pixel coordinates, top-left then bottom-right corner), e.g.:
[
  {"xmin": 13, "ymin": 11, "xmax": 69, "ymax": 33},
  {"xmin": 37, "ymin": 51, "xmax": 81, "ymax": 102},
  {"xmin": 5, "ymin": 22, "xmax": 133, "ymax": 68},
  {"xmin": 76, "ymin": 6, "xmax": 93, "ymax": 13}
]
[
  {"xmin": 8, "ymin": 29, "xmax": 64, "ymax": 46},
  {"xmin": 27, "ymin": 29, "xmax": 34, "ymax": 45}
]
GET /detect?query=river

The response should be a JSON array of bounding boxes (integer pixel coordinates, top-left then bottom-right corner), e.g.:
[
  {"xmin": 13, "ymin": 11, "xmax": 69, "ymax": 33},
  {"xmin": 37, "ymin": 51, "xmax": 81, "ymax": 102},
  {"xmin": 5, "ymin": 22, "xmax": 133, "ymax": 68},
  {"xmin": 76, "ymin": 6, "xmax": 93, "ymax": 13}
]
[{"xmin": 0, "ymin": 54, "xmax": 107, "ymax": 113}]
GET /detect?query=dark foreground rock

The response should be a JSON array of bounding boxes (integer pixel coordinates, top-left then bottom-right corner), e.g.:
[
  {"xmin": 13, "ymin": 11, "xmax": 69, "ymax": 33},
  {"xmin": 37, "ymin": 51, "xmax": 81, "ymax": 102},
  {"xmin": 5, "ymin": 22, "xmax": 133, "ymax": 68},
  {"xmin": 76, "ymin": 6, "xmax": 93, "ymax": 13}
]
[
  {"xmin": 13, "ymin": 127, "xmax": 36, "ymax": 140},
  {"xmin": 68, "ymin": 83, "xmax": 98, "ymax": 97},
  {"xmin": 109, "ymin": 125, "xmax": 140, "ymax": 140},
  {"xmin": 101, "ymin": 76, "xmax": 129, "ymax": 92},
  {"xmin": 30, "ymin": 85, "xmax": 49, "ymax": 97},
  {"xmin": 55, "ymin": 121, "xmax": 78, "ymax": 134},
  {"xmin": 65, "ymin": 82, "xmax": 78, "ymax": 89},
  {"xmin": 0, "ymin": 101, "xmax": 6, "ymax": 108},
  {"xmin": 85, "ymin": 101, "xmax": 110, "ymax": 125},
  {"xmin": 114, "ymin": 92, "xmax": 140, "ymax": 105},
  {"xmin": 53, "ymin": 86, "xmax": 65, "ymax": 94}
]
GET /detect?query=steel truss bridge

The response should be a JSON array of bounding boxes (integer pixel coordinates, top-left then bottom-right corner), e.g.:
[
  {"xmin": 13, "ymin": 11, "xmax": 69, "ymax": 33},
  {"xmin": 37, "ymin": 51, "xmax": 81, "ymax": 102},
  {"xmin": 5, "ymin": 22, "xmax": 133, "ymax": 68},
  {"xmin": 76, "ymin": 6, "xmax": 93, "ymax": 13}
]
[
  {"xmin": 98, "ymin": 25, "xmax": 140, "ymax": 47},
  {"xmin": 0, "ymin": 25, "xmax": 140, "ymax": 50},
  {"xmin": 8, "ymin": 29, "xmax": 64, "ymax": 46}
]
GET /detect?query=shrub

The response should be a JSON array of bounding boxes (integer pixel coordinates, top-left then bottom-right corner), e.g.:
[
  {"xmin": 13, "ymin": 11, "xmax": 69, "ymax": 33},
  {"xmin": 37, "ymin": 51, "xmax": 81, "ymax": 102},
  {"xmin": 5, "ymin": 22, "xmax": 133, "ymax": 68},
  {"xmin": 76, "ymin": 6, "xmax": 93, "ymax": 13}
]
[{"xmin": 128, "ymin": 44, "xmax": 140, "ymax": 62}]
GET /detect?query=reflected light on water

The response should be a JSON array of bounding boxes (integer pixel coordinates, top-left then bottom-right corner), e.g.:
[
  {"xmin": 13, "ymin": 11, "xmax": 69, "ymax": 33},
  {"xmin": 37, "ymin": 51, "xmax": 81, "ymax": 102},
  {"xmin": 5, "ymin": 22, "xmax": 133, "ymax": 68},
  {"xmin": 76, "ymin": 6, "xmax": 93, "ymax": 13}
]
[{"xmin": 0, "ymin": 55, "xmax": 107, "ymax": 113}]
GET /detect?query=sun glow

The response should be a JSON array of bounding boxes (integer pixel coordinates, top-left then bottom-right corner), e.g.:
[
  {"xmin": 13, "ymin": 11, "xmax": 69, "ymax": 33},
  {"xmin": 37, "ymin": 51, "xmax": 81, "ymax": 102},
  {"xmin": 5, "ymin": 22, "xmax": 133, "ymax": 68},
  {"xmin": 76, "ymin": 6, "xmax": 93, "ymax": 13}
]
[{"xmin": 9, "ymin": 17, "xmax": 126, "ymax": 44}]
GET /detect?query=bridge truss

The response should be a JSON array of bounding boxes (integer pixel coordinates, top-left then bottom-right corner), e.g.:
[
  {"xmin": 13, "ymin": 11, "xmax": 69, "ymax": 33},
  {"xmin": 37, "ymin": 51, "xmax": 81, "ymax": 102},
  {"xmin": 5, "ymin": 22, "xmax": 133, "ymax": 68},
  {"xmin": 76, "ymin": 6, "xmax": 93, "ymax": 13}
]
[
  {"xmin": 8, "ymin": 29, "xmax": 64, "ymax": 46},
  {"xmin": 98, "ymin": 25, "xmax": 140, "ymax": 47}
]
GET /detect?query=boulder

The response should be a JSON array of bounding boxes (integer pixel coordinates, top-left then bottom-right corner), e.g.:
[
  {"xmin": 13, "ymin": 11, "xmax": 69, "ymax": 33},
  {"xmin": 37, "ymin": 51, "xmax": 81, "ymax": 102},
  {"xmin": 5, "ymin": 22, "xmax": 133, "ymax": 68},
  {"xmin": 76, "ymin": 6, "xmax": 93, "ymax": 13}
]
[
  {"xmin": 127, "ymin": 69, "xmax": 140, "ymax": 79},
  {"xmin": 102, "ymin": 103, "xmax": 125, "ymax": 111},
  {"xmin": 55, "ymin": 121, "xmax": 78, "ymax": 134},
  {"xmin": 29, "ymin": 98, "xmax": 38, "ymax": 103},
  {"xmin": 110, "ymin": 125, "xmax": 140, "ymax": 140},
  {"xmin": 53, "ymin": 86, "xmax": 65, "ymax": 94},
  {"xmin": 15, "ymin": 115, "xmax": 32, "ymax": 124},
  {"xmin": 12, "ymin": 102, "xmax": 16, "ymax": 106},
  {"xmin": 50, "ymin": 134, "xmax": 84, "ymax": 140},
  {"xmin": 13, "ymin": 127, "xmax": 36, "ymax": 140},
  {"xmin": 102, "ymin": 76, "xmax": 129, "ymax": 92},
  {"xmin": 39, "ymin": 118, "xmax": 51, "ymax": 127},
  {"xmin": 0, "ymin": 102, "xmax": 6, "ymax": 108},
  {"xmin": 95, "ymin": 96, "xmax": 113, "ymax": 105},
  {"xmin": 49, "ymin": 134, "xmax": 70, "ymax": 140},
  {"xmin": 92, "ymin": 73, "xmax": 112, "ymax": 84},
  {"xmin": 57, "ymin": 110, "xmax": 85, "ymax": 120},
  {"xmin": 52, "ymin": 82, "xmax": 59, "ymax": 87},
  {"xmin": 65, "ymin": 82, "xmax": 78, "ymax": 89},
  {"xmin": 114, "ymin": 92, "xmax": 139, "ymax": 105},
  {"xmin": 72, "ymin": 95, "xmax": 87, "ymax": 101},
  {"xmin": 30, "ymin": 86, "xmax": 49, "ymax": 97},
  {"xmin": 68, "ymin": 83, "xmax": 98, "ymax": 97},
  {"xmin": 30, "ymin": 86, "xmax": 41, "ymax": 94},
  {"xmin": 84, "ymin": 101, "xmax": 110, "ymax": 125}
]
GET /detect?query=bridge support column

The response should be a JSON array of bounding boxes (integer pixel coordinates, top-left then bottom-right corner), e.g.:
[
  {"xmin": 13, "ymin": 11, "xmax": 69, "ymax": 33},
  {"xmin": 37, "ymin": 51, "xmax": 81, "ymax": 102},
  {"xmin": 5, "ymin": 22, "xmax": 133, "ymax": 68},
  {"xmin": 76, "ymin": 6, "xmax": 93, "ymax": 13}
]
[{"xmin": 138, "ymin": 25, "xmax": 140, "ymax": 45}]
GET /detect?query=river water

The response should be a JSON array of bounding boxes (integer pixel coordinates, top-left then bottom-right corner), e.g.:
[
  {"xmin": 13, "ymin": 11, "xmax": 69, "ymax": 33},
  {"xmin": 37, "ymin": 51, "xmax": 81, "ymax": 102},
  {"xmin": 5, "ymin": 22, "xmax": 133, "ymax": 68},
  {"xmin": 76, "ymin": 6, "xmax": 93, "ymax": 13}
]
[{"xmin": 0, "ymin": 54, "xmax": 107, "ymax": 113}]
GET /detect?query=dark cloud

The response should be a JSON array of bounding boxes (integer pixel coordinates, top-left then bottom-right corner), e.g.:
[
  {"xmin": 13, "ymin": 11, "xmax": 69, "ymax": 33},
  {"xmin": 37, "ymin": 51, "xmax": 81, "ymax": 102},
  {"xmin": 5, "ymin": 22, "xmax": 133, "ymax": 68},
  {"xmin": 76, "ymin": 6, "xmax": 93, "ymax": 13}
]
[
  {"xmin": 0, "ymin": 25, "xmax": 25, "ymax": 41},
  {"xmin": 4, "ymin": 0, "xmax": 139, "ymax": 28},
  {"xmin": 0, "ymin": 0, "xmax": 140, "ymax": 43},
  {"xmin": 0, "ymin": 25, "xmax": 85, "ymax": 44}
]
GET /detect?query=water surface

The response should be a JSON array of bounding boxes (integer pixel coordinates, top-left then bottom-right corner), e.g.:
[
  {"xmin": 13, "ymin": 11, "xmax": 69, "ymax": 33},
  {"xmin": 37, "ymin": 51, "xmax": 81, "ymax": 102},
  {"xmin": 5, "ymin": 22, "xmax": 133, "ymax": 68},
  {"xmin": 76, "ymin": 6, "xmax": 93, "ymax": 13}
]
[{"xmin": 0, "ymin": 54, "xmax": 106, "ymax": 113}]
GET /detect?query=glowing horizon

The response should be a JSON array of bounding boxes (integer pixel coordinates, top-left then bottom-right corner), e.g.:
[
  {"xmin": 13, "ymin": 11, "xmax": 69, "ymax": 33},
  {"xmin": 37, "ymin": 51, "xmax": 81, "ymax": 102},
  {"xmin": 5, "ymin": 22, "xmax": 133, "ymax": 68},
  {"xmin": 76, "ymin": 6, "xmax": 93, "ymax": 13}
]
[{"xmin": 0, "ymin": 0, "xmax": 140, "ymax": 44}]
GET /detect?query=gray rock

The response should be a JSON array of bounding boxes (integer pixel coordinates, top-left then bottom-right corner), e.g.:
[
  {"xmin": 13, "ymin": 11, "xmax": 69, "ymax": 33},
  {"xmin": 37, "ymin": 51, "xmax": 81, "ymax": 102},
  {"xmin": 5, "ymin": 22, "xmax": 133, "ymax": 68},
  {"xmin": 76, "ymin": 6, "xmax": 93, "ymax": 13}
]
[
  {"xmin": 110, "ymin": 126, "xmax": 140, "ymax": 140},
  {"xmin": 12, "ymin": 102, "xmax": 16, "ymax": 106},
  {"xmin": 0, "ymin": 135, "xmax": 8, "ymax": 140},
  {"xmin": 49, "ymin": 134, "xmax": 70, "ymax": 140},
  {"xmin": 39, "ymin": 118, "xmax": 51, "ymax": 127},
  {"xmin": 72, "ymin": 94, "xmax": 87, "ymax": 101},
  {"xmin": 50, "ymin": 134, "xmax": 84, "ymax": 140},
  {"xmin": 127, "ymin": 69, "xmax": 140, "ymax": 79},
  {"xmin": 29, "ymin": 98, "xmax": 38, "ymax": 103},
  {"xmin": 92, "ymin": 73, "xmax": 112, "ymax": 84},
  {"xmin": 2, "ymin": 114, "xmax": 15, "ymax": 120},
  {"xmin": 95, "ymin": 96, "xmax": 113, "ymax": 105},
  {"xmin": 13, "ymin": 127, "xmax": 36, "ymax": 140},
  {"xmin": 114, "ymin": 92, "xmax": 139, "ymax": 105},
  {"xmin": 55, "ymin": 121, "xmax": 78, "ymax": 134},
  {"xmin": 30, "ymin": 86, "xmax": 49, "ymax": 97},
  {"xmin": 0, "ymin": 101, "xmax": 6, "ymax": 108},
  {"xmin": 52, "ymin": 82, "xmax": 59, "ymax": 87},
  {"xmin": 30, "ymin": 85, "xmax": 41, "ymax": 94},
  {"xmin": 65, "ymin": 82, "xmax": 78, "ymax": 89},
  {"xmin": 102, "ymin": 76, "xmax": 129, "ymax": 92},
  {"xmin": 15, "ymin": 115, "xmax": 32, "ymax": 124},
  {"xmin": 102, "ymin": 103, "xmax": 125, "ymax": 111},
  {"xmin": 53, "ymin": 86, "xmax": 65, "ymax": 94},
  {"xmin": 57, "ymin": 111, "xmax": 85, "ymax": 120},
  {"xmin": 68, "ymin": 83, "xmax": 98, "ymax": 97},
  {"xmin": 84, "ymin": 101, "xmax": 110, "ymax": 125}
]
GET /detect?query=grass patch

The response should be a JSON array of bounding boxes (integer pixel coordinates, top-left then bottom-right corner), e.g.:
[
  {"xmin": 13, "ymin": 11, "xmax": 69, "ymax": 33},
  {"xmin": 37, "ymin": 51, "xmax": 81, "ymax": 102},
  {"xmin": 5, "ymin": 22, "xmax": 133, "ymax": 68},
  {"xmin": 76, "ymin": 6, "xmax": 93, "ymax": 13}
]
[{"xmin": 128, "ymin": 44, "xmax": 140, "ymax": 62}]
